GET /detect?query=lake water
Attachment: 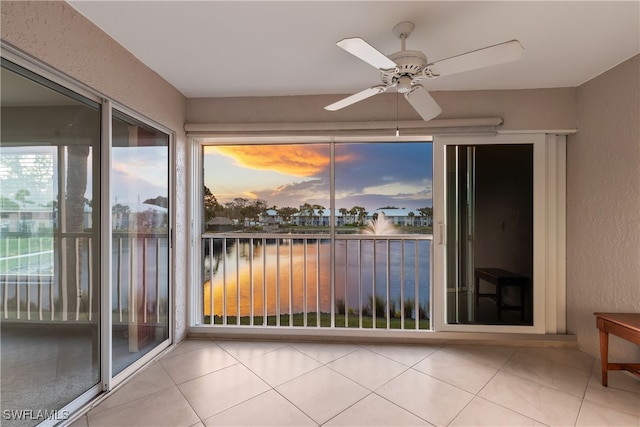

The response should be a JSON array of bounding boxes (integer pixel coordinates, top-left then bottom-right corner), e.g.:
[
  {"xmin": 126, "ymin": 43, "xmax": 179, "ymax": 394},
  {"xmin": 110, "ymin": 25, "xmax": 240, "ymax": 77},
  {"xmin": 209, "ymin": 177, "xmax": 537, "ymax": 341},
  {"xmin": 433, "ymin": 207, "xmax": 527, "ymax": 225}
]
[{"xmin": 203, "ymin": 238, "xmax": 431, "ymax": 318}]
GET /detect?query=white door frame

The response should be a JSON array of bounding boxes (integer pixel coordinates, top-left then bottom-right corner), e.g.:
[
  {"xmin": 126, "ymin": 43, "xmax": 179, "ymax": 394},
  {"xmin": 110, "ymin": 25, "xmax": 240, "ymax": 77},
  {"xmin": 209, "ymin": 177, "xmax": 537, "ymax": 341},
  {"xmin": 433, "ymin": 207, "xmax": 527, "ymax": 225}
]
[{"xmin": 432, "ymin": 133, "xmax": 566, "ymax": 334}]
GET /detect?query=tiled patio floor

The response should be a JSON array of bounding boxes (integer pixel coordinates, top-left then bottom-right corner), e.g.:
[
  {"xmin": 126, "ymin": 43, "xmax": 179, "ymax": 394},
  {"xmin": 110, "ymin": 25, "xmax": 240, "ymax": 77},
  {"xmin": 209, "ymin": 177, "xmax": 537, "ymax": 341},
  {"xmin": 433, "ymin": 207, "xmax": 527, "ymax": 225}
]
[{"xmin": 70, "ymin": 339, "xmax": 640, "ymax": 426}]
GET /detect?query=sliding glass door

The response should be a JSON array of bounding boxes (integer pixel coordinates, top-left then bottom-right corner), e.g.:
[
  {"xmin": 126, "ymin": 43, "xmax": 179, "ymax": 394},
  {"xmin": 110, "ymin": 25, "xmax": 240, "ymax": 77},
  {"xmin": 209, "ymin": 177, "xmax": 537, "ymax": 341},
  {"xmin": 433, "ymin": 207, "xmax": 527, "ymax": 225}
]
[
  {"xmin": 1, "ymin": 60, "xmax": 101, "ymax": 426},
  {"xmin": 111, "ymin": 110, "xmax": 170, "ymax": 376},
  {"xmin": 433, "ymin": 134, "xmax": 558, "ymax": 333},
  {"xmin": 1, "ymin": 57, "xmax": 172, "ymax": 424}
]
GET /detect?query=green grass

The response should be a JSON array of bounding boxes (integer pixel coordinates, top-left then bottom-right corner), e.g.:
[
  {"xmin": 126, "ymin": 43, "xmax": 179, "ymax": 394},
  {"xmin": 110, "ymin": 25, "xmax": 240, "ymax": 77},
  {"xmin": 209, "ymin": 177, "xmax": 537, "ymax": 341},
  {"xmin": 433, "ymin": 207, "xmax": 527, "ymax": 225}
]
[
  {"xmin": 204, "ymin": 312, "xmax": 430, "ymax": 330},
  {"xmin": 0, "ymin": 236, "xmax": 53, "ymax": 257},
  {"xmin": 0, "ymin": 236, "xmax": 54, "ymax": 274}
]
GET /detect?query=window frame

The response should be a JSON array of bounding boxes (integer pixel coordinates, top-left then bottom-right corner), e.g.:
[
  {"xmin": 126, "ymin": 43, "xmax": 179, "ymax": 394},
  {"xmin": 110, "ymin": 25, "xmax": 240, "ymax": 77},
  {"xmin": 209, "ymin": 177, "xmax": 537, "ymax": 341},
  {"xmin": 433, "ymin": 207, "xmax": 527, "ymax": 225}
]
[
  {"xmin": 191, "ymin": 132, "xmax": 566, "ymax": 336},
  {"xmin": 189, "ymin": 135, "xmax": 436, "ymax": 331}
]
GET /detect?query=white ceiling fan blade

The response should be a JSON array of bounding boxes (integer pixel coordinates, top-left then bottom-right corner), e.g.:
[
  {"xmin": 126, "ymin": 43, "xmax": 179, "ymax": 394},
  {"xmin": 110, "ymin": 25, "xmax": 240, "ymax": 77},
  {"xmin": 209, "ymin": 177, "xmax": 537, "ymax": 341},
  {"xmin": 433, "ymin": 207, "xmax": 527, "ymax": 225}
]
[
  {"xmin": 324, "ymin": 86, "xmax": 389, "ymax": 111},
  {"xmin": 336, "ymin": 38, "xmax": 397, "ymax": 70},
  {"xmin": 404, "ymin": 85, "xmax": 442, "ymax": 121},
  {"xmin": 427, "ymin": 40, "xmax": 523, "ymax": 77}
]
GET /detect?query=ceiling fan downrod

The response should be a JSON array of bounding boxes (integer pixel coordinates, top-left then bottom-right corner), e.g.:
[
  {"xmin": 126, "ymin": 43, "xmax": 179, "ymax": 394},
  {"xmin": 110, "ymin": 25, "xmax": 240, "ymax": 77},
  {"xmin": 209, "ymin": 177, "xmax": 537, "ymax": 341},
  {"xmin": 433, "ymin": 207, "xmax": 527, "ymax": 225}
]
[{"xmin": 392, "ymin": 21, "xmax": 415, "ymax": 52}]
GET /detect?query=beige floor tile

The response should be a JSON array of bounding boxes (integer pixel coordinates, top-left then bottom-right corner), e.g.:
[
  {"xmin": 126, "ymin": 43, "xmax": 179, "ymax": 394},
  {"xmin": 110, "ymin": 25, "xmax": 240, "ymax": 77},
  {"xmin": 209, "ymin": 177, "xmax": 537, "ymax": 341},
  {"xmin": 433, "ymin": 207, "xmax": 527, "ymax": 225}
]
[
  {"xmin": 276, "ymin": 366, "xmax": 369, "ymax": 425},
  {"xmin": 241, "ymin": 346, "xmax": 322, "ymax": 387},
  {"xmin": 57, "ymin": 340, "xmax": 612, "ymax": 427},
  {"xmin": 178, "ymin": 363, "xmax": 270, "ymax": 420},
  {"xmin": 87, "ymin": 386, "xmax": 199, "ymax": 426},
  {"xmin": 479, "ymin": 370, "xmax": 582, "ymax": 426},
  {"xmin": 517, "ymin": 346, "xmax": 595, "ymax": 372},
  {"xmin": 327, "ymin": 348, "xmax": 408, "ymax": 390},
  {"xmin": 216, "ymin": 340, "xmax": 287, "ymax": 361},
  {"xmin": 593, "ymin": 369, "xmax": 640, "ymax": 395},
  {"xmin": 575, "ymin": 399, "xmax": 640, "ymax": 426},
  {"xmin": 376, "ymin": 369, "xmax": 474, "ymax": 426},
  {"xmin": 67, "ymin": 415, "xmax": 89, "ymax": 427},
  {"xmin": 160, "ymin": 344, "xmax": 238, "ymax": 384},
  {"xmin": 203, "ymin": 390, "xmax": 316, "ymax": 426},
  {"xmin": 439, "ymin": 344, "xmax": 516, "ymax": 369},
  {"xmin": 324, "ymin": 393, "xmax": 431, "ymax": 426},
  {"xmin": 291, "ymin": 341, "xmax": 360, "ymax": 363},
  {"xmin": 413, "ymin": 349, "xmax": 499, "ymax": 393},
  {"xmin": 160, "ymin": 339, "xmax": 214, "ymax": 359},
  {"xmin": 364, "ymin": 343, "xmax": 439, "ymax": 367},
  {"xmin": 503, "ymin": 351, "xmax": 591, "ymax": 397},
  {"xmin": 89, "ymin": 362, "xmax": 174, "ymax": 415},
  {"xmin": 450, "ymin": 397, "xmax": 545, "ymax": 426},
  {"xmin": 583, "ymin": 371, "xmax": 640, "ymax": 417}
]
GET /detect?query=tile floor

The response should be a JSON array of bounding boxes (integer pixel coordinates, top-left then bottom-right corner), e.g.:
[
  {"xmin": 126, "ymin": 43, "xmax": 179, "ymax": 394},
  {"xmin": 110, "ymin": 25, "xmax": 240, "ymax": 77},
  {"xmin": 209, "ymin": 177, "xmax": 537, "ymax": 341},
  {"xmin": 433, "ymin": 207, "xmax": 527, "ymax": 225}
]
[{"xmin": 70, "ymin": 339, "xmax": 640, "ymax": 427}]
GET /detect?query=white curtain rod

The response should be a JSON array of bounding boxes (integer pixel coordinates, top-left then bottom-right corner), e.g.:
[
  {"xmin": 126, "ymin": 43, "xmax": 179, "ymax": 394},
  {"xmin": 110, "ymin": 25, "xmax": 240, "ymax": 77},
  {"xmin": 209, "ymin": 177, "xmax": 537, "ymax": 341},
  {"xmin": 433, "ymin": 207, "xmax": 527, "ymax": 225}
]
[{"xmin": 185, "ymin": 117, "xmax": 503, "ymax": 136}]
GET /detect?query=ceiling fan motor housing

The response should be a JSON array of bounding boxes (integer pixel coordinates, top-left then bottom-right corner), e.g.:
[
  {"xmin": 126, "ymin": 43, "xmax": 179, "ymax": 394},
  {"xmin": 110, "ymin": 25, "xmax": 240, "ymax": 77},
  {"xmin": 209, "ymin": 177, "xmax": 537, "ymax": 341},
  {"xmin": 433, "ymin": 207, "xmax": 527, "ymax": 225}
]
[{"xmin": 381, "ymin": 50, "xmax": 429, "ymax": 90}]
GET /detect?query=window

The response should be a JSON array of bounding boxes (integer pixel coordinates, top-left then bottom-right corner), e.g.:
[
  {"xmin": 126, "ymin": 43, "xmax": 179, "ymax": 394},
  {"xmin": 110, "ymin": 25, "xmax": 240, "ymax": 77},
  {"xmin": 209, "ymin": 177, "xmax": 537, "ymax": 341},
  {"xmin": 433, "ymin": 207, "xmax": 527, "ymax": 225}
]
[{"xmin": 200, "ymin": 140, "xmax": 433, "ymax": 329}]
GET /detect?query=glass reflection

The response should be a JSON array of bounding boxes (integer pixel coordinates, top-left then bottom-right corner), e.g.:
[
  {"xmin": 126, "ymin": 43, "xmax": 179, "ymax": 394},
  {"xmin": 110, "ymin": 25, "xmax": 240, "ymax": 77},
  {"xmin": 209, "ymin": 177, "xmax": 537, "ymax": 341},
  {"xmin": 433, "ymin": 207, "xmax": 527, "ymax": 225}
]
[{"xmin": 111, "ymin": 110, "xmax": 169, "ymax": 375}]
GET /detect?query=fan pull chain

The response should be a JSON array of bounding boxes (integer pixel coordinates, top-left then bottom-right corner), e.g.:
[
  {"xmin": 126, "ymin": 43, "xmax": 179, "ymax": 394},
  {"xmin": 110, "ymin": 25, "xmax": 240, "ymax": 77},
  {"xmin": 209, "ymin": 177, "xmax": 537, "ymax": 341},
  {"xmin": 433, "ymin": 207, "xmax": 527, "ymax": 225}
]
[{"xmin": 396, "ymin": 91, "xmax": 400, "ymax": 137}]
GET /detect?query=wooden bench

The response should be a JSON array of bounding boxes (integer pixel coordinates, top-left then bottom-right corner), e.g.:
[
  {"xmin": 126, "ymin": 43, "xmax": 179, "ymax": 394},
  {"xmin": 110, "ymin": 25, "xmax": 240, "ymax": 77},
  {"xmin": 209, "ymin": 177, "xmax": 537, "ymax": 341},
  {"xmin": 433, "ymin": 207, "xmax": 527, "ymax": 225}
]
[
  {"xmin": 594, "ymin": 312, "xmax": 640, "ymax": 386},
  {"xmin": 474, "ymin": 268, "xmax": 529, "ymax": 321}
]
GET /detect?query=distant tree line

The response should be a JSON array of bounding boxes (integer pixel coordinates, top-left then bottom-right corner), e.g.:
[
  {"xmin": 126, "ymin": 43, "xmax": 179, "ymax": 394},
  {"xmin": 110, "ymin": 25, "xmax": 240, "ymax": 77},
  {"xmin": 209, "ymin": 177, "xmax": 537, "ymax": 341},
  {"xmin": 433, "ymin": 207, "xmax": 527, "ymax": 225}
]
[{"xmin": 204, "ymin": 186, "xmax": 432, "ymax": 227}]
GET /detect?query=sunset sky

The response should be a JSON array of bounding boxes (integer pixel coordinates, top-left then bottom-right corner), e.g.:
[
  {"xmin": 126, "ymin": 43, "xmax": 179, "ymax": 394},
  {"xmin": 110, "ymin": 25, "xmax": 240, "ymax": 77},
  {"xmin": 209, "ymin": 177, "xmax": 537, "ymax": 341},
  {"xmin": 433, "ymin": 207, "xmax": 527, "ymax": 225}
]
[{"xmin": 203, "ymin": 142, "xmax": 433, "ymax": 212}]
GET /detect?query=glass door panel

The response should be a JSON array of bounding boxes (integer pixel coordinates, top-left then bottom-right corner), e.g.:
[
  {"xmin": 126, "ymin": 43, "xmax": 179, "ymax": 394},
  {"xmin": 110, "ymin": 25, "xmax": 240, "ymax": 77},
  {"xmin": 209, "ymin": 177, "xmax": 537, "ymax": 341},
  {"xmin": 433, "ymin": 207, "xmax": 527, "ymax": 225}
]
[
  {"xmin": 446, "ymin": 144, "xmax": 533, "ymax": 326},
  {"xmin": 1, "ymin": 61, "xmax": 101, "ymax": 426},
  {"xmin": 111, "ymin": 110, "xmax": 169, "ymax": 375}
]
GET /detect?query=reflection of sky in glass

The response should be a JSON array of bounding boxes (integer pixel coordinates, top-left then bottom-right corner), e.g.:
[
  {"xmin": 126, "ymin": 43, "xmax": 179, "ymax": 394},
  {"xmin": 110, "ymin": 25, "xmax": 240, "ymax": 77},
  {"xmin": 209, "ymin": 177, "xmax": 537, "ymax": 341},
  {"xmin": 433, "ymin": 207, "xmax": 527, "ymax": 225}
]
[
  {"xmin": 203, "ymin": 142, "xmax": 432, "ymax": 212},
  {"xmin": 112, "ymin": 146, "xmax": 168, "ymax": 206}
]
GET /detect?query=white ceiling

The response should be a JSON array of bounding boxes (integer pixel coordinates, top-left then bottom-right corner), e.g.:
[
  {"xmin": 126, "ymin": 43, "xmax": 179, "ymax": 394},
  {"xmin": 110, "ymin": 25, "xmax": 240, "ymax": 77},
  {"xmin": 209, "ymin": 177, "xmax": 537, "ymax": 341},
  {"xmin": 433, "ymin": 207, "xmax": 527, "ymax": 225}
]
[{"xmin": 67, "ymin": 1, "xmax": 639, "ymax": 99}]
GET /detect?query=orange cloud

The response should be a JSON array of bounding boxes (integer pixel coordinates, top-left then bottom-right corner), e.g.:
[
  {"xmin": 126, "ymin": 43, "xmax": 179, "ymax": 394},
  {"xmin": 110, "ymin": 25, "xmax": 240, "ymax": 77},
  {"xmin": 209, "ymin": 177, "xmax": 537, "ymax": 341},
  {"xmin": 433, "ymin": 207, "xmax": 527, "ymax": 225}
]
[{"xmin": 209, "ymin": 145, "xmax": 353, "ymax": 177}]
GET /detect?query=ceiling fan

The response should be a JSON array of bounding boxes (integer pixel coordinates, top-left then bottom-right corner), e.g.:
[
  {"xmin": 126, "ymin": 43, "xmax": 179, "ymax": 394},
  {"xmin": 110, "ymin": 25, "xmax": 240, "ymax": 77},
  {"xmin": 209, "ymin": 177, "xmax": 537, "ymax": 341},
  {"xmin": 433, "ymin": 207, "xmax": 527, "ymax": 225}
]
[{"xmin": 324, "ymin": 22, "xmax": 524, "ymax": 121}]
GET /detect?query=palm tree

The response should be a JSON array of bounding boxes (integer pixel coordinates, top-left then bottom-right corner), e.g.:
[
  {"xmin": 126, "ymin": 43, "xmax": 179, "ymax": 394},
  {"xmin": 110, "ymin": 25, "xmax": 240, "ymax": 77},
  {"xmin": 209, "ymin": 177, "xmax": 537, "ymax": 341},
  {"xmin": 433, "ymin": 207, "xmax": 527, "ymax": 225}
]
[
  {"xmin": 339, "ymin": 208, "xmax": 348, "ymax": 226},
  {"xmin": 314, "ymin": 204, "xmax": 325, "ymax": 226},
  {"xmin": 277, "ymin": 206, "xmax": 298, "ymax": 224},
  {"xmin": 15, "ymin": 188, "xmax": 34, "ymax": 232},
  {"xmin": 65, "ymin": 144, "xmax": 90, "ymax": 320},
  {"xmin": 299, "ymin": 203, "xmax": 314, "ymax": 226},
  {"xmin": 348, "ymin": 207, "xmax": 358, "ymax": 225},
  {"xmin": 408, "ymin": 211, "xmax": 415, "ymax": 227},
  {"xmin": 418, "ymin": 207, "xmax": 433, "ymax": 226},
  {"xmin": 355, "ymin": 207, "xmax": 367, "ymax": 226}
]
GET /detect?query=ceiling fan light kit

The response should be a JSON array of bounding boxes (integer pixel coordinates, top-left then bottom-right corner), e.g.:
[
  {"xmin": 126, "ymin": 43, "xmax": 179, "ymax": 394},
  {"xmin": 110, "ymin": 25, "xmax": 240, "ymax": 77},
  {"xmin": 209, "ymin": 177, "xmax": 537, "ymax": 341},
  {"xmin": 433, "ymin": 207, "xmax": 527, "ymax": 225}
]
[{"xmin": 325, "ymin": 21, "xmax": 524, "ymax": 122}]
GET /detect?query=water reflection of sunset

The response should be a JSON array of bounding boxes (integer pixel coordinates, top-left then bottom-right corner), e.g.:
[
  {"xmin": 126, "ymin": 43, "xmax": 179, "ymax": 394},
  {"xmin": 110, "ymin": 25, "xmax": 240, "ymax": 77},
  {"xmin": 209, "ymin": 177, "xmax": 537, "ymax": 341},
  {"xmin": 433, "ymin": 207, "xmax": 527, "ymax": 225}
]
[
  {"xmin": 203, "ymin": 241, "xmax": 332, "ymax": 317},
  {"xmin": 202, "ymin": 239, "xmax": 431, "ymax": 321}
]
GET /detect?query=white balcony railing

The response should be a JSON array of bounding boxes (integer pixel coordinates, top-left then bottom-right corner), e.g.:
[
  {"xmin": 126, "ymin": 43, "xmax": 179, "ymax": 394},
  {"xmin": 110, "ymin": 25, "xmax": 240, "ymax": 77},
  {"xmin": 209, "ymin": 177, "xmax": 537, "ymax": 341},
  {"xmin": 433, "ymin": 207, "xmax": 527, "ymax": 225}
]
[
  {"xmin": 202, "ymin": 233, "xmax": 432, "ymax": 330},
  {"xmin": 1, "ymin": 234, "xmax": 168, "ymax": 325}
]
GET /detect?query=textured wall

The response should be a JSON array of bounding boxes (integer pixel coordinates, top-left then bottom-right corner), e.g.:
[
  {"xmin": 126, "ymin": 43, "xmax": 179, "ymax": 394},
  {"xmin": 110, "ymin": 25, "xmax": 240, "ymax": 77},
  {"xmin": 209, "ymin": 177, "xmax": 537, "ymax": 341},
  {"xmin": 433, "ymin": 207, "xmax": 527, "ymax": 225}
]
[
  {"xmin": 1, "ymin": 1, "xmax": 190, "ymax": 343},
  {"xmin": 568, "ymin": 55, "xmax": 640, "ymax": 360}
]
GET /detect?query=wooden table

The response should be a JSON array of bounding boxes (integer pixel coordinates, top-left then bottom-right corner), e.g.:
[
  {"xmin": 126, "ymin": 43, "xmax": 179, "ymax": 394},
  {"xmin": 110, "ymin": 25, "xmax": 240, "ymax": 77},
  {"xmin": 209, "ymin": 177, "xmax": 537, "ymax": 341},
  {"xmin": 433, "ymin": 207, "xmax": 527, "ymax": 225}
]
[
  {"xmin": 474, "ymin": 268, "xmax": 529, "ymax": 321},
  {"xmin": 594, "ymin": 312, "xmax": 640, "ymax": 386}
]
